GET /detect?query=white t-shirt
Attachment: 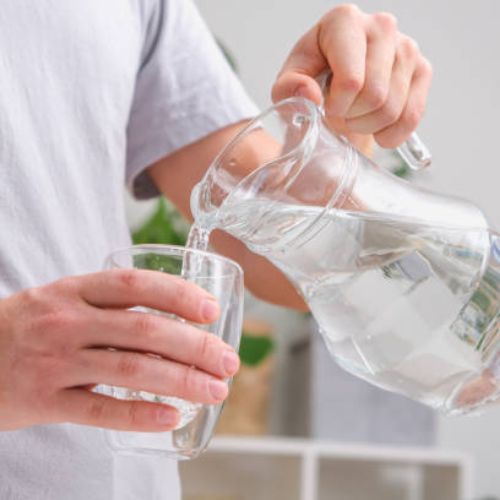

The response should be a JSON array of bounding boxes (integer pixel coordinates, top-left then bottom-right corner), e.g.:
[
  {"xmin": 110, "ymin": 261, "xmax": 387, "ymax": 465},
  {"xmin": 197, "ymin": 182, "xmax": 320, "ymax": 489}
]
[{"xmin": 0, "ymin": 0, "xmax": 257, "ymax": 498}]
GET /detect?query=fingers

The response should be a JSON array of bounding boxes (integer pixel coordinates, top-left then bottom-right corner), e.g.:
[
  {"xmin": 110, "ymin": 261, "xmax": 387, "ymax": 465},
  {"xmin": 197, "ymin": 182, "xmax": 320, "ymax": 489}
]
[
  {"xmin": 320, "ymin": 6, "xmax": 367, "ymax": 117},
  {"xmin": 345, "ymin": 13, "xmax": 398, "ymax": 118},
  {"xmin": 57, "ymin": 388, "xmax": 181, "ymax": 432},
  {"xmin": 272, "ymin": 70, "xmax": 324, "ymax": 106},
  {"xmin": 74, "ymin": 269, "xmax": 220, "ymax": 323},
  {"xmin": 83, "ymin": 308, "xmax": 240, "ymax": 379},
  {"xmin": 374, "ymin": 58, "xmax": 432, "ymax": 148},
  {"xmin": 271, "ymin": 25, "xmax": 326, "ymax": 105},
  {"xmin": 271, "ymin": 6, "xmax": 432, "ymax": 145},
  {"xmin": 345, "ymin": 36, "xmax": 418, "ymax": 134},
  {"xmin": 77, "ymin": 349, "xmax": 229, "ymax": 405}
]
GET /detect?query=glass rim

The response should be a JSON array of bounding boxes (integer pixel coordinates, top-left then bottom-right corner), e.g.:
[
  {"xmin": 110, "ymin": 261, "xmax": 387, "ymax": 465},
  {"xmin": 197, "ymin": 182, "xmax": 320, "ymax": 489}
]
[
  {"xmin": 106, "ymin": 244, "xmax": 244, "ymax": 277},
  {"xmin": 202, "ymin": 97, "xmax": 320, "ymax": 208},
  {"xmin": 215, "ymin": 96, "xmax": 319, "ymax": 169}
]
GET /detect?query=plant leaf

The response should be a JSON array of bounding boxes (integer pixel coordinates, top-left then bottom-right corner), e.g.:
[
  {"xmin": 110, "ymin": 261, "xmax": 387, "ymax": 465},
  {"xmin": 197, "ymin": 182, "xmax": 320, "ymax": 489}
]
[
  {"xmin": 132, "ymin": 198, "xmax": 188, "ymax": 246},
  {"xmin": 239, "ymin": 334, "xmax": 274, "ymax": 366}
]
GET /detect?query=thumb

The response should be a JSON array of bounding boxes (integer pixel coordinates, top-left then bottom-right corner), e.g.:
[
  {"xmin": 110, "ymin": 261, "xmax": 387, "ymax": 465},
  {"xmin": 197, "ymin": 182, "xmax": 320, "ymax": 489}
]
[
  {"xmin": 271, "ymin": 23, "xmax": 326, "ymax": 105},
  {"xmin": 271, "ymin": 71, "xmax": 324, "ymax": 106},
  {"xmin": 272, "ymin": 73, "xmax": 375, "ymax": 156}
]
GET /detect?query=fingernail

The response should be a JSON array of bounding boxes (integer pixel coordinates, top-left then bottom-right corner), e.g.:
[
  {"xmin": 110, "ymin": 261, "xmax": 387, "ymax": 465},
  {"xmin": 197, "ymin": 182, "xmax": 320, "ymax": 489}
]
[
  {"xmin": 209, "ymin": 379, "xmax": 228, "ymax": 401},
  {"xmin": 157, "ymin": 407, "xmax": 179, "ymax": 426},
  {"xmin": 201, "ymin": 299, "xmax": 220, "ymax": 321},
  {"xmin": 223, "ymin": 349, "xmax": 240, "ymax": 375}
]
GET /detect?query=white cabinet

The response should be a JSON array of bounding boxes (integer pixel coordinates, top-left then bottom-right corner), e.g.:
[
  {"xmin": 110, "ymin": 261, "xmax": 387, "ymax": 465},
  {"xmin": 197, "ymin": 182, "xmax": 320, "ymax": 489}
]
[{"xmin": 180, "ymin": 437, "xmax": 472, "ymax": 500}]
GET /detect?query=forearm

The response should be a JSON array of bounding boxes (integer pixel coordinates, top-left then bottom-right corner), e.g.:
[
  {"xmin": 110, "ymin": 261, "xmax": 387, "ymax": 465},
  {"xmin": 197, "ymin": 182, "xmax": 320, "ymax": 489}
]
[{"xmin": 210, "ymin": 229, "xmax": 306, "ymax": 309}]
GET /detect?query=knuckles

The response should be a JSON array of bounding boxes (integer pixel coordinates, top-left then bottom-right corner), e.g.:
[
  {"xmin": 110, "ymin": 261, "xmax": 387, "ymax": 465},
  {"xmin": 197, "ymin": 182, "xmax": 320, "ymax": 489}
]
[
  {"xmin": 125, "ymin": 400, "xmax": 143, "ymax": 427},
  {"xmin": 419, "ymin": 58, "xmax": 433, "ymax": 79},
  {"xmin": 5, "ymin": 281, "xmax": 84, "ymax": 407},
  {"xmin": 379, "ymin": 100, "xmax": 402, "ymax": 126},
  {"xmin": 116, "ymin": 352, "xmax": 143, "ymax": 378},
  {"xmin": 27, "ymin": 309, "xmax": 82, "ymax": 359},
  {"xmin": 20, "ymin": 286, "xmax": 82, "ymax": 354},
  {"xmin": 374, "ymin": 101, "xmax": 423, "ymax": 148},
  {"xmin": 374, "ymin": 132, "xmax": 400, "ymax": 149},
  {"xmin": 178, "ymin": 365, "xmax": 199, "ymax": 396},
  {"xmin": 21, "ymin": 286, "xmax": 52, "ymax": 315},
  {"xmin": 372, "ymin": 12, "xmax": 398, "ymax": 31},
  {"xmin": 329, "ymin": 4, "xmax": 361, "ymax": 20},
  {"xmin": 114, "ymin": 268, "xmax": 143, "ymax": 293},
  {"xmin": 398, "ymin": 35, "xmax": 420, "ymax": 60},
  {"xmin": 401, "ymin": 106, "xmax": 423, "ymax": 132},
  {"xmin": 25, "ymin": 354, "xmax": 69, "ymax": 398},
  {"xmin": 133, "ymin": 313, "xmax": 159, "ymax": 340},
  {"xmin": 34, "ymin": 309, "xmax": 77, "ymax": 336},
  {"xmin": 52, "ymin": 276, "xmax": 79, "ymax": 296},
  {"xmin": 338, "ymin": 76, "xmax": 364, "ymax": 95},
  {"xmin": 197, "ymin": 332, "xmax": 221, "ymax": 361},
  {"xmin": 319, "ymin": 4, "xmax": 362, "ymax": 41},
  {"xmin": 324, "ymin": 6, "xmax": 399, "ymax": 33},
  {"xmin": 87, "ymin": 397, "xmax": 107, "ymax": 422},
  {"xmin": 361, "ymin": 83, "xmax": 389, "ymax": 111}
]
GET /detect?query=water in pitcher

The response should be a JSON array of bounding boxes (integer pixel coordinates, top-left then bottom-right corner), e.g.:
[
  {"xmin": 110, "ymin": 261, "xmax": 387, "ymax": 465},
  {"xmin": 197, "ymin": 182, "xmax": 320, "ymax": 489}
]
[{"xmin": 188, "ymin": 198, "xmax": 500, "ymax": 413}]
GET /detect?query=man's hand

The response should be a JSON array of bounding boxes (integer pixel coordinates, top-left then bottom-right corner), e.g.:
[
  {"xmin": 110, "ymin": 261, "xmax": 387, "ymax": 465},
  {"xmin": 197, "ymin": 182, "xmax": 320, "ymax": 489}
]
[
  {"xmin": 0, "ymin": 270, "xmax": 240, "ymax": 432},
  {"xmin": 272, "ymin": 4, "xmax": 432, "ymax": 148}
]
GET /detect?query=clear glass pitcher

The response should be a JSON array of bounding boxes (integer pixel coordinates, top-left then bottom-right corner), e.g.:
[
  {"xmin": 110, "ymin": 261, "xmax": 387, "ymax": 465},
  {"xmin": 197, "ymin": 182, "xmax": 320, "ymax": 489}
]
[{"xmin": 190, "ymin": 97, "xmax": 500, "ymax": 415}]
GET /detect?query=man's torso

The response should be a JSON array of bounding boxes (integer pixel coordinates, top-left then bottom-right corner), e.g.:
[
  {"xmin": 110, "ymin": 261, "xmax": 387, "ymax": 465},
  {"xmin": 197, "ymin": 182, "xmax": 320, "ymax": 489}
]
[{"xmin": 0, "ymin": 2, "xmax": 180, "ymax": 498}]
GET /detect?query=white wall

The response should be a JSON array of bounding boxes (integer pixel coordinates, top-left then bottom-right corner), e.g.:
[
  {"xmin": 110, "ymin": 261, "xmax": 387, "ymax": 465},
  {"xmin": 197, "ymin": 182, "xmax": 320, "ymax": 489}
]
[{"xmin": 195, "ymin": 0, "xmax": 500, "ymax": 498}]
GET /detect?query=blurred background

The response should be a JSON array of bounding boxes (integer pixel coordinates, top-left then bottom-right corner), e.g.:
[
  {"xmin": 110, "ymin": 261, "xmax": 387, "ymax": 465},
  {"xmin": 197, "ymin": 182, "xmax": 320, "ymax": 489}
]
[{"xmin": 128, "ymin": 1, "xmax": 500, "ymax": 498}]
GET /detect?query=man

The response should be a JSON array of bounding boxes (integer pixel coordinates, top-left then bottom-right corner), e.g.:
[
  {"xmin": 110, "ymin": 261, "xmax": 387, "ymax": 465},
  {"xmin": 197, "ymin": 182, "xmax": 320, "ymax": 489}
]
[{"xmin": 0, "ymin": 0, "xmax": 431, "ymax": 498}]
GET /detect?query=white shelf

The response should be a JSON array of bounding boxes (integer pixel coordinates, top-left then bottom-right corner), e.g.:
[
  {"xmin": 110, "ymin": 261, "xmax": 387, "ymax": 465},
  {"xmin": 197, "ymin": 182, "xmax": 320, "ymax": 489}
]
[{"xmin": 180, "ymin": 436, "xmax": 472, "ymax": 500}]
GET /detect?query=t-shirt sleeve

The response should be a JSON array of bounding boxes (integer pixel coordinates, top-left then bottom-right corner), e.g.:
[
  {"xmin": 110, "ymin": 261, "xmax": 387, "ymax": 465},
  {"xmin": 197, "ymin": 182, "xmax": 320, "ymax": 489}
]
[{"xmin": 126, "ymin": 0, "xmax": 259, "ymax": 199}]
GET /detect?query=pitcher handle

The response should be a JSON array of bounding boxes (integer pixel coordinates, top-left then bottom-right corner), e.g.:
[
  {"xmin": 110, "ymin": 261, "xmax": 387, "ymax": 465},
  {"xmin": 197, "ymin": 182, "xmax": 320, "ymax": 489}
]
[{"xmin": 316, "ymin": 70, "xmax": 432, "ymax": 171}]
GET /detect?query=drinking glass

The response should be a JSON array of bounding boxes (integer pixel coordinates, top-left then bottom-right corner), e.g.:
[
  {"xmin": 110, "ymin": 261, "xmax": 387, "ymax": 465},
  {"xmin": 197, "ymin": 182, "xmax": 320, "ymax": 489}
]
[{"xmin": 96, "ymin": 244, "xmax": 244, "ymax": 459}]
